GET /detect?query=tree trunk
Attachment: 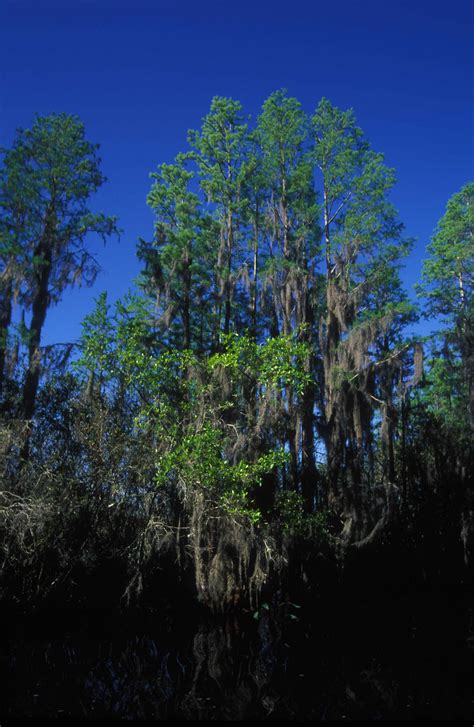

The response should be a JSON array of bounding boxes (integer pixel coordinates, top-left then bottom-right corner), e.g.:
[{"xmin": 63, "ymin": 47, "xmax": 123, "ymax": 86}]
[
  {"xmin": 301, "ymin": 382, "xmax": 317, "ymax": 512},
  {"xmin": 223, "ymin": 209, "xmax": 233, "ymax": 336},
  {"xmin": 458, "ymin": 317, "xmax": 473, "ymax": 432},
  {"xmin": 182, "ymin": 251, "xmax": 191, "ymax": 350},
  {"xmin": 22, "ymin": 244, "xmax": 52, "ymax": 420},
  {"xmin": 250, "ymin": 209, "xmax": 259, "ymax": 339},
  {"xmin": 0, "ymin": 278, "xmax": 13, "ymax": 397}
]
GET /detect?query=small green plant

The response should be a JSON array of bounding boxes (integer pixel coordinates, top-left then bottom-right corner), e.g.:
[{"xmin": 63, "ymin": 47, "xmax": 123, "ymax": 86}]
[{"xmin": 274, "ymin": 491, "xmax": 333, "ymax": 540}]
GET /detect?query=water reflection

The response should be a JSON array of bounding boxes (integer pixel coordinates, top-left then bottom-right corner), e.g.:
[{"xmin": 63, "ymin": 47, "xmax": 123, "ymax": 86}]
[
  {"xmin": 3, "ymin": 599, "xmax": 471, "ymax": 720},
  {"xmin": 4, "ymin": 611, "xmax": 320, "ymax": 720}
]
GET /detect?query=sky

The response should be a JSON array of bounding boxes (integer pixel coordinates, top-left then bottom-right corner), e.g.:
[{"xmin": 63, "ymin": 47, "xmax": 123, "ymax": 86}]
[{"xmin": 1, "ymin": 0, "xmax": 473, "ymax": 346}]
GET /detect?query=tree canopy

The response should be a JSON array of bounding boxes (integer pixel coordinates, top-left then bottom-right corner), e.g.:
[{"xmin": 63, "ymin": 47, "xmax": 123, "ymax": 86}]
[
  {"xmin": 0, "ymin": 95, "xmax": 472, "ymax": 625},
  {"xmin": 0, "ymin": 112, "xmax": 118, "ymax": 419}
]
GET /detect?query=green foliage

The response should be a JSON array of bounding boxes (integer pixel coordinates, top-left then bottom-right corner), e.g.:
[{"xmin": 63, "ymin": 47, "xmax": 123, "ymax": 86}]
[
  {"xmin": 418, "ymin": 353, "xmax": 468, "ymax": 435},
  {"xmin": 0, "ymin": 113, "xmax": 118, "ymax": 303},
  {"xmin": 188, "ymin": 96, "xmax": 250, "ymax": 209},
  {"xmin": 73, "ymin": 292, "xmax": 114, "ymax": 385},
  {"xmin": 208, "ymin": 330, "xmax": 312, "ymax": 395},
  {"xmin": 76, "ymin": 298, "xmax": 294, "ymax": 523},
  {"xmin": 418, "ymin": 182, "xmax": 473, "ymax": 431},
  {"xmin": 273, "ymin": 490, "xmax": 332, "ymax": 539},
  {"xmin": 312, "ymin": 97, "xmax": 406, "ymax": 271},
  {"xmin": 76, "ymin": 291, "xmax": 195, "ymax": 410},
  {"xmin": 419, "ymin": 182, "xmax": 473, "ymax": 325},
  {"xmin": 155, "ymin": 424, "xmax": 287, "ymax": 523},
  {"xmin": 139, "ymin": 156, "xmax": 211, "ymax": 349},
  {"xmin": 257, "ymin": 89, "xmax": 319, "ymax": 240},
  {"xmin": 0, "ymin": 113, "xmax": 118, "ymax": 417}
]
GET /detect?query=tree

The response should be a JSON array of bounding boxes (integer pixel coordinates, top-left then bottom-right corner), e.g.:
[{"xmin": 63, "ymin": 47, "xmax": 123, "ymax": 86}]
[
  {"xmin": 134, "ymin": 93, "xmax": 418, "ymax": 529},
  {"xmin": 408, "ymin": 181, "xmax": 474, "ymax": 574},
  {"xmin": 0, "ymin": 144, "xmax": 31, "ymax": 398},
  {"xmin": 256, "ymin": 90, "xmax": 320, "ymax": 505},
  {"xmin": 312, "ymin": 98, "xmax": 412, "ymax": 538},
  {"xmin": 419, "ymin": 182, "xmax": 473, "ymax": 429},
  {"xmin": 257, "ymin": 89, "xmax": 319, "ymax": 336},
  {"xmin": 0, "ymin": 227, "xmax": 19, "ymax": 398},
  {"xmin": 139, "ymin": 156, "xmax": 209, "ymax": 352},
  {"xmin": 0, "ymin": 113, "xmax": 117, "ymax": 421},
  {"xmin": 188, "ymin": 97, "xmax": 250, "ymax": 342}
]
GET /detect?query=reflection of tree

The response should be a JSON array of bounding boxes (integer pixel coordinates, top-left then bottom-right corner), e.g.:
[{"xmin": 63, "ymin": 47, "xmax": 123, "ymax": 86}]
[{"xmin": 181, "ymin": 618, "xmax": 284, "ymax": 720}]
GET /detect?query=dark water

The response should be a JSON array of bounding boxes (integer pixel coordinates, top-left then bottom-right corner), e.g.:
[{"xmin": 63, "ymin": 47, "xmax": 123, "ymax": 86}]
[
  {"xmin": 2, "ymin": 589, "xmax": 473, "ymax": 720},
  {"xmin": 4, "ymin": 616, "xmax": 345, "ymax": 720}
]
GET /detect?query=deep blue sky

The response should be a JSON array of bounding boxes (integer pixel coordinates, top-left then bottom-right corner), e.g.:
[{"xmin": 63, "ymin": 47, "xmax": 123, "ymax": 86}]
[{"xmin": 1, "ymin": 0, "xmax": 472, "ymax": 345}]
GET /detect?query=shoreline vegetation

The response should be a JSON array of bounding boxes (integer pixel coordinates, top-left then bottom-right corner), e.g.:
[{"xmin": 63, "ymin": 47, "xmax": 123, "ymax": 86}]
[{"xmin": 0, "ymin": 92, "xmax": 472, "ymax": 719}]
